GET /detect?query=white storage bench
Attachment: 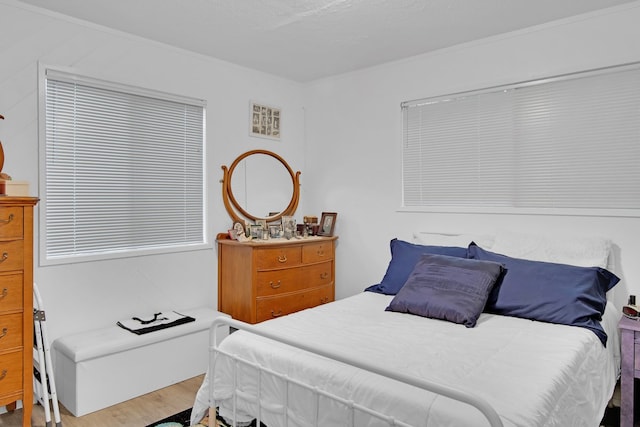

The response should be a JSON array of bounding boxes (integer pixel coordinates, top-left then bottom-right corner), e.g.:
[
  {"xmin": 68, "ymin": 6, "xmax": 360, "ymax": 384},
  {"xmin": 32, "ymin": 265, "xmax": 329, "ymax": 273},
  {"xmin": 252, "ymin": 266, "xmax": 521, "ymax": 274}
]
[{"xmin": 52, "ymin": 307, "xmax": 229, "ymax": 416}]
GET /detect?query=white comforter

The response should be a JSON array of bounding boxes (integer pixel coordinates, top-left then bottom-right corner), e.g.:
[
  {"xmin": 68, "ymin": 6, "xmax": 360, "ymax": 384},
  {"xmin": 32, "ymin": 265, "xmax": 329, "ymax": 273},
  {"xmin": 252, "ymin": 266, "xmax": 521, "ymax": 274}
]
[{"xmin": 192, "ymin": 292, "xmax": 620, "ymax": 427}]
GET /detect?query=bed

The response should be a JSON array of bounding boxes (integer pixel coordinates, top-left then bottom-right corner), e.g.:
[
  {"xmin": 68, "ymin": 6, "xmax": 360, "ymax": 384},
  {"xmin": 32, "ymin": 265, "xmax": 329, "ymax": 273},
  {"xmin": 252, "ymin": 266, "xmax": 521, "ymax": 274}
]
[{"xmin": 191, "ymin": 230, "xmax": 622, "ymax": 427}]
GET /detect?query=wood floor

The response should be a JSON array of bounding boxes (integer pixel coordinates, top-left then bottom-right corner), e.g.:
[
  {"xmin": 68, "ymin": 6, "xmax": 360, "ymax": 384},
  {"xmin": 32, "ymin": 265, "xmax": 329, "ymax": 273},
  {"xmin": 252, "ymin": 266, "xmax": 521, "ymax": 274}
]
[{"xmin": 0, "ymin": 374, "xmax": 204, "ymax": 427}]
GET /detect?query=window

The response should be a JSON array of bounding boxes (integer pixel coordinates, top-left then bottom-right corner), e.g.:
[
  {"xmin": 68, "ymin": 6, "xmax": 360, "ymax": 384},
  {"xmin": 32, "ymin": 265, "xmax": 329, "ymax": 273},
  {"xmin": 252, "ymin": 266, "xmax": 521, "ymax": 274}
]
[
  {"xmin": 41, "ymin": 69, "xmax": 206, "ymax": 264},
  {"xmin": 402, "ymin": 62, "xmax": 640, "ymax": 216}
]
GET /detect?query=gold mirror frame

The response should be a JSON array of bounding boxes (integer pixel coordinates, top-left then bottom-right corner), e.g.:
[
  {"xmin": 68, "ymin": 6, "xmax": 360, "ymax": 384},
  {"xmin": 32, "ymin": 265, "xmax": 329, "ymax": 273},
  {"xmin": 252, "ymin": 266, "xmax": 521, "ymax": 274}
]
[{"xmin": 221, "ymin": 149, "xmax": 301, "ymax": 224}]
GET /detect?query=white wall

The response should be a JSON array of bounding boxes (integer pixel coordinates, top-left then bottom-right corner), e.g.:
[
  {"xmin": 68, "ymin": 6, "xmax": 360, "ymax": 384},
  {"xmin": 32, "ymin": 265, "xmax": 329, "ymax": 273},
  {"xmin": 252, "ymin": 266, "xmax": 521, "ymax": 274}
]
[
  {"xmin": 302, "ymin": 2, "xmax": 640, "ymax": 310},
  {"xmin": 0, "ymin": 0, "xmax": 308, "ymax": 342}
]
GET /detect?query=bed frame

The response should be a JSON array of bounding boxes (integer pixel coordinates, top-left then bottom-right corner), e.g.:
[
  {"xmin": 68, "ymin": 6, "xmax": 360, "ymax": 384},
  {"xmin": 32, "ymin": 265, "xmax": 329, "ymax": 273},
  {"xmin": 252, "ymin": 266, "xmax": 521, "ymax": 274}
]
[{"xmin": 207, "ymin": 317, "xmax": 504, "ymax": 427}]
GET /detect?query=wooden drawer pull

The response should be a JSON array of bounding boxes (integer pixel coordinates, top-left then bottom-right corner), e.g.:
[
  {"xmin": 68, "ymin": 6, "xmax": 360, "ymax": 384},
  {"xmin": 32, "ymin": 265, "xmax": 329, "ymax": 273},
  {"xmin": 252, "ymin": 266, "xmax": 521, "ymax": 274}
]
[
  {"xmin": 320, "ymin": 297, "xmax": 330, "ymax": 304},
  {"xmin": 0, "ymin": 288, "xmax": 7, "ymax": 299},
  {"xmin": 0, "ymin": 252, "xmax": 7, "ymax": 263},
  {"xmin": 320, "ymin": 272, "xmax": 329, "ymax": 280},
  {"xmin": 0, "ymin": 328, "xmax": 7, "ymax": 339},
  {"xmin": 270, "ymin": 280, "xmax": 281, "ymax": 289},
  {"xmin": 316, "ymin": 249, "xmax": 325, "ymax": 257},
  {"xmin": 0, "ymin": 370, "xmax": 6, "ymax": 380},
  {"xmin": 277, "ymin": 255, "xmax": 288, "ymax": 263},
  {"xmin": 271, "ymin": 310, "xmax": 283, "ymax": 318},
  {"xmin": 0, "ymin": 213, "xmax": 14, "ymax": 224}
]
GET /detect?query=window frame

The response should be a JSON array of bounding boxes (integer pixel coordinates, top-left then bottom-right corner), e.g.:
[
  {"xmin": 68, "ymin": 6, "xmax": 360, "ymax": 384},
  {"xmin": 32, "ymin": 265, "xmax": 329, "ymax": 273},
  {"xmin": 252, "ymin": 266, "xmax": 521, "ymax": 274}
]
[
  {"xmin": 400, "ymin": 61, "xmax": 640, "ymax": 218},
  {"xmin": 38, "ymin": 66, "xmax": 210, "ymax": 266}
]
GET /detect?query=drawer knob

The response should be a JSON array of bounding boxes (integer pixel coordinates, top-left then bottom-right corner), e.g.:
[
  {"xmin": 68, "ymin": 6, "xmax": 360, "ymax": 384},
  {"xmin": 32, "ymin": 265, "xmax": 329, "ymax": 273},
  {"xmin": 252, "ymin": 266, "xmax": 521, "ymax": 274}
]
[
  {"xmin": 271, "ymin": 310, "xmax": 283, "ymax": 318},
  {"xmin": 317, "ymin": 250, "xmax": 325, "ymax": 257},
  {"xmin": 270, "ymin": 280, "xmax": 281, "ymax": 289},
  {"xmin": 0, "ymin": 288, "xmax": 7, "ymax": 299},
  {"xmin": 0, "ymin": 252, "xmax": 7, "ymax": 263},
  {"xmin": 0, "ymin": 328, "xmax": 6, "ymax": 339},
  {"xmin": 0, "ymin": 369, "xmax": 6, "ymax": 380},
  {"xmin": 277, "ymin": 255, "xmax": 288, "ymax": 263},
  {"xmin": 320, "ymin": 272, "xmax": 329, "ymax": 280},
  {"xmin": 320, "ymin": 297, "xmax": 330, "ymax": 304},
  {"xmin": 0, "ymin": 213, "xmax": 14, "ymax": 224}
]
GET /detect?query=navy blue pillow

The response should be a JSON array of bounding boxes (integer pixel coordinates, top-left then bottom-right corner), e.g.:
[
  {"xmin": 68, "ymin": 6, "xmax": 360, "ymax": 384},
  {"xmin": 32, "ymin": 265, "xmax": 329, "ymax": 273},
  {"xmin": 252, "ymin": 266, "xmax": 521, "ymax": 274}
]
[
  {"xmin": 385, "ymin": 253, "xmax": 504, "ymax": 327},
  {"xmin": 468, "ymin": 243, "xmax": 619, "ymax": 345},
  {"xmin": 365, "ymin": 239, "xmax": 468, "ymax": 295}
]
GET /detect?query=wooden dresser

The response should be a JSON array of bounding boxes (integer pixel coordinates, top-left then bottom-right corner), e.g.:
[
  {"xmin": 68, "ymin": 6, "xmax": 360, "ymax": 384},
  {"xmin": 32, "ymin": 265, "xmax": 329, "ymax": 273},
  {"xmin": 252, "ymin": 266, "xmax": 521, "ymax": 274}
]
[
  {"xmin": 0, "ymin": 197, "xmax": 37, "ymax": 426},
  {"xmin": 218, "ymin": 236, "xmax": 337, "ymax": 324}
]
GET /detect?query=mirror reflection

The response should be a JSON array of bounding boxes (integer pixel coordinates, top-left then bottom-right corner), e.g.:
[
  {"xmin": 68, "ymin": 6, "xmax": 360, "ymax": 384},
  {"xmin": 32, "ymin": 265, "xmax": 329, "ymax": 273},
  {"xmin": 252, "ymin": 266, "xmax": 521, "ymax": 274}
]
[{"xmin": 231, "ymin": 153, "xmax": 293, "ymax": 218}]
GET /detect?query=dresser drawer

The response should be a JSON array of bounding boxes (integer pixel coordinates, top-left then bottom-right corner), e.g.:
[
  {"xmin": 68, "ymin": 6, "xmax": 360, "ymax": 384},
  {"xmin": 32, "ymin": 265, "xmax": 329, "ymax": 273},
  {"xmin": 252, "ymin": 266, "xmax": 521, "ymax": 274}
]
[
  {"xmin": 0, "ymin": 273, "xmax": 23, "ymax": 313},
  {"xmin": 0, "ymin": 241, "xmax": 24, "ymax": 272},
  {"xmin": 256, "ymin": 268, "xmax": 302, "ymax": 297},
  {"xmin": 302, "ymin": 261, "xmax": 333, "ymax": 287},
  {"xmin": 256, "ymin": 246, "xmax": 302, "ymax": 270},
  {"xmin": 0, "ymin": 350, "xmax": 23, "ymax": 396},
  {"xmin": 256, "ymin": 284, "xmax": 333, "ymax": 323},
  {"xmin": 0, "ymin": 313, "xmax": 23, "ymax": 351},
  {"xmin": 219, "ymin": 236, "xmax": 336, "ymax": 324},
  {"xmin": 302, "ymin": 241, "xmax": 334, "ymax": 264},
  {"xmin": 0, "ymin": 208, "xmax": 23, "ymax": 240}
]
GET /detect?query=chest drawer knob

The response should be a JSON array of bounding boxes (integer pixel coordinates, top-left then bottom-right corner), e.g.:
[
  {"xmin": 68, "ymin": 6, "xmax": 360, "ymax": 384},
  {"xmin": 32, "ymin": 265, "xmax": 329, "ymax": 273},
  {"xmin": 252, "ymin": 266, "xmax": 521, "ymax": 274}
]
[
  {"xmin": 271, "ymin": 310, "xmax": 283, "ymax": 318},
  {"xmin": 0, "ymin": 327, "xmax": 6, "ymax": 339},
  {"xmin": 277, "ymin": 255, "xmax": 288, "ymax": 263},
  {"xmin": 270, "ymin": 280, "xmax": 282, "ymax": 289},
  {"xmin": 0, "ymin": 369, "xmax": 6, "ymax": 380},
  {"xmin": 0, "ymin": 288, "xmax": 7, "ymax": 299},
  {"xmin": 320, "ymin": 272, "xmax": 329, "ymax": 279},
  {"xmin": 0, "ymin": 213, "xmax": 14, "ymax": 224},
  {"xmin": 0, "ymin": 252, "xmax": 7, "ymax": 263}
]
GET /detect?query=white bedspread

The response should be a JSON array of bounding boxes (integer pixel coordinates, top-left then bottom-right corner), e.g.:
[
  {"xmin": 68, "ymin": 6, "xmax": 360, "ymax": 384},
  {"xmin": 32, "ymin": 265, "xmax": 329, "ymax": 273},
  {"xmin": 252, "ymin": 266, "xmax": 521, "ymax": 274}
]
[{"xmin": 192, "ymin": 292, "xmax": 620, "ymax": 427}]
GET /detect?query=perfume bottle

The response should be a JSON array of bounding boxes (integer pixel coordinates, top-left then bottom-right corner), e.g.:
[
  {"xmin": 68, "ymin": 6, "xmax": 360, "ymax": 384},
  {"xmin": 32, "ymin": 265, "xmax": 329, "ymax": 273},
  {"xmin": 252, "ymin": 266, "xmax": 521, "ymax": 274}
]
[{"xmin": 624, "ymin": 295, "xmax": 640, "ymax": 320}]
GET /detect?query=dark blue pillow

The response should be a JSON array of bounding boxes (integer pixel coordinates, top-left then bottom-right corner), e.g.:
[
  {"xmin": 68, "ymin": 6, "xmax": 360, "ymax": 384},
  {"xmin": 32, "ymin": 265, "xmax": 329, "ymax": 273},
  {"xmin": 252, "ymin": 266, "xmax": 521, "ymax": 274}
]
[
  {"xmin": 468, "ymin": 243, "xmax": 619, "ymax": 345},
  {"xmin": 365, "ymin": 239, "xmax": 468, "ymax": 295},
  {"xmin": 385, "ymin": 253, "xmax": 504, "ymax": 327}
]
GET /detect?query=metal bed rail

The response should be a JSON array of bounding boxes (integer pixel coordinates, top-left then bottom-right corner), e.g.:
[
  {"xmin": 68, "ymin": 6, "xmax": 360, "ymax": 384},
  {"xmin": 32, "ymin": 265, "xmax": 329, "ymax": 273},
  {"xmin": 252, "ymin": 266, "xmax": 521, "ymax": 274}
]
[{"xmin": 208, "ymin": 317, "xmax": 504, "ymax": 427}]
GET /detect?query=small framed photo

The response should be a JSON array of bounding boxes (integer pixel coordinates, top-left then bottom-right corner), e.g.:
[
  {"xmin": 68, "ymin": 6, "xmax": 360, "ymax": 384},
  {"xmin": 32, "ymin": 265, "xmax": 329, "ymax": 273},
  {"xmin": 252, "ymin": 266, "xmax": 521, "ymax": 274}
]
[
  {"xmin": 282, "ymin": 215, "xmax": 296, "ymax": 239},
  {"xmin": 233, "ymin": 222, "xmax": 246, "ymax": 238},
  {"xmin": 269, "ymin": 225, "xmax": 282, "ymax": 238},
  {"xmin": 249, "ymin": 224, "xmax": 263, "ymax": 239},
  {"xmin": 255, "ymin": 219, "xmax": 267, "ymax": 230},
  {"xmin": 318, "ymin": 212, "xmax": 337, "ymax": 237},
  {"xmin": 250, "ymin": 101, "xmax": 280, "ymax": 140}
]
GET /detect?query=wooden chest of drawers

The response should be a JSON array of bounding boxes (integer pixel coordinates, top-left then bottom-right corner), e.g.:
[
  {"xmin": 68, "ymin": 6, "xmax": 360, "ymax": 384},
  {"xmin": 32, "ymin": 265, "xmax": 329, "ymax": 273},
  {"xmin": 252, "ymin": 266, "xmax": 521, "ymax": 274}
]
[
  {"xmin": 218, "ymin": 236, "xmax": 337, "ymax": 324},
  {"xmin": 0, "ymin": 197, "xmax": 37, "ymax": 426}
]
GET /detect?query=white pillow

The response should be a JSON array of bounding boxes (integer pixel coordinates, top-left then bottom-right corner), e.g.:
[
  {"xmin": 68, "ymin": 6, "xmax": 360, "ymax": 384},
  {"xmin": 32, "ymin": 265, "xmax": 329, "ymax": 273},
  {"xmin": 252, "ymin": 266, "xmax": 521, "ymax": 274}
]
[
  {"xmin": 412, "ymin": 232, "xmax": 495, "ymax": 250},
  {"xmin": 490, "ymin": 229, "xmax": 611, "ymax": 269}
]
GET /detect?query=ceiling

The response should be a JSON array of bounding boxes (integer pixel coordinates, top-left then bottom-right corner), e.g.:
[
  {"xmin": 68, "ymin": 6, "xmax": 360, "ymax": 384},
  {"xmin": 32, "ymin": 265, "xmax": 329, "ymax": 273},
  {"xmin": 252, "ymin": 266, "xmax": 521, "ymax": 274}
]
[{"xmin": 17, "ymin": 0, "xmax": 637, "ymax": 82}]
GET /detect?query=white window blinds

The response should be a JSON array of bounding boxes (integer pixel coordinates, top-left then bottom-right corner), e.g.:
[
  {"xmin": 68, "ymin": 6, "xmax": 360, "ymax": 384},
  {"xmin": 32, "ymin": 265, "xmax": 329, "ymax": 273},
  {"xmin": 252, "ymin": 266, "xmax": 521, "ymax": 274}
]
[
  {"xmin": 42, "ymin": 69, "xmax": 206, "ymax": 263},
  {"xmin": 402, "ymin": 63, "xmax": 640, "ymax": 215}
]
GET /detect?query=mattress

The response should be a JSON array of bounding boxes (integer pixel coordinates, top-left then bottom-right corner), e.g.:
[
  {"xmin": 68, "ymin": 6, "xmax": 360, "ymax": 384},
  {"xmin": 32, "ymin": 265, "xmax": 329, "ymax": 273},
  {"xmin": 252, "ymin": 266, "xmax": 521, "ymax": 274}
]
[{"xmin": 192, "ymin": 291, "xmax": 620, "ymax": 427}]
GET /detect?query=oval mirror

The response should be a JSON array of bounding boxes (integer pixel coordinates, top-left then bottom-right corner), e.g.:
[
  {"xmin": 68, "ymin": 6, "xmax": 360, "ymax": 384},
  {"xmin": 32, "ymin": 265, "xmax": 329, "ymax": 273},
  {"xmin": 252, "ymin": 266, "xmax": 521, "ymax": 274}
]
[{"xmin": 221, "ymin": 150, "xmax": 300, "ymax": 224}]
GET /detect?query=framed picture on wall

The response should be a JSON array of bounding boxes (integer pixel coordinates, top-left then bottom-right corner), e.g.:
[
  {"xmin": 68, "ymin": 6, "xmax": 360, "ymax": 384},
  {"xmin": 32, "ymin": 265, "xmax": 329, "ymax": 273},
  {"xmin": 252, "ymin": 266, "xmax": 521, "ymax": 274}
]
[
  {"xmin": 318, "ymin": 212, "xmax": 337, "ymax": 237},
  {"xmin": 250, "ymin": 101, "xmax": 281, "ymax": 140}
]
